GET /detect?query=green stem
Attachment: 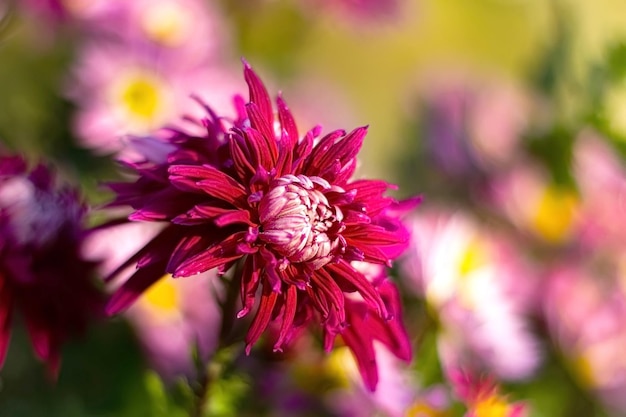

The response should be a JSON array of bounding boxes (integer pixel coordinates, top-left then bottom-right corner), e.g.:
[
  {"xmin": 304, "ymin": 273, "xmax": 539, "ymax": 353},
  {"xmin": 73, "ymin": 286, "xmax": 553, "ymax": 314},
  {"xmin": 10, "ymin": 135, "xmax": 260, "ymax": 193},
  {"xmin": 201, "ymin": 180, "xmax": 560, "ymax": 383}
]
[
  {"xmin": 189, "ymin": 261, "xmax": 246, "ymax": 417},
  {"xmin": 190, "ymin": 359, "xmax": 211, "ymax": 417}
]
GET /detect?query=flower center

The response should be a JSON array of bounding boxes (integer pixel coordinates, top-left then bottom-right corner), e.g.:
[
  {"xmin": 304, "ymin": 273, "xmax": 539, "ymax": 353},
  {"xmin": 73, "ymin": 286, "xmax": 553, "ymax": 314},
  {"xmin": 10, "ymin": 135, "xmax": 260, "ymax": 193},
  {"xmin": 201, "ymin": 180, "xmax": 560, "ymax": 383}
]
[
  {"xmin": 121, "ymin": 77, "xmax": 161, "ymax": 120},
  {"xmin": 110, "ymin": 70, "xmax": 169, "ymax": 128},
  {"xmin": 258, "ymin": 175, "xmax": 345, "ymax": 269},
  {"xmin": 473, "ymin": 395, "xmax": 511, "ymax": 417},
  {"xmin": 139, "ymin": 275, "xmax": 182, "ymax": 322}
]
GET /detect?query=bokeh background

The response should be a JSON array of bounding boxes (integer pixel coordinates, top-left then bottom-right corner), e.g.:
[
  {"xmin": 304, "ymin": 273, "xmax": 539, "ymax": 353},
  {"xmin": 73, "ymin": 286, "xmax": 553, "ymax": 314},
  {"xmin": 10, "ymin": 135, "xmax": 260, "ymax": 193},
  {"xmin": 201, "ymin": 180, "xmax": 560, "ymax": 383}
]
[{"xmin": 2, "ymin": 0, "xmax": 626, "ymax": 416}]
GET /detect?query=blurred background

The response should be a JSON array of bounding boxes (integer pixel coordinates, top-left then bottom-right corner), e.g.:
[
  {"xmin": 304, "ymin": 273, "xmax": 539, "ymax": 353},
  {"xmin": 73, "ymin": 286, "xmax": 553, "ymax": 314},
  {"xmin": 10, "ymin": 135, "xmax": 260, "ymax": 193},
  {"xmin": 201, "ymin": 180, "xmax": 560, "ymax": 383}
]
[{"xmin": 2, "ymin": 0, "xmax": 626, "ymax": 416}]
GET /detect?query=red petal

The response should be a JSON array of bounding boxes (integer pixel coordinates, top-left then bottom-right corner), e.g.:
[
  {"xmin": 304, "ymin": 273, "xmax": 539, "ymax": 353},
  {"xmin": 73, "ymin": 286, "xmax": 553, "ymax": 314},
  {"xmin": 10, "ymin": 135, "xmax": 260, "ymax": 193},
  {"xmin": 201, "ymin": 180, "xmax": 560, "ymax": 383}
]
[
  {"xmin": 316, "ymin": 126, "xmax": 367, "ymax": 179},
  {"xmin": 238, "ymin": 255, "xmax": 261, "ymax": 319},
  {"xmin": 328, "ymin": 261, "xmax": 388, "ymax": 319},
  {"xmin": 242, "ymin": 126, "xmax": 277, "ymax": 170},
  {"xmin": 277, "ymin": 94, "xmax": 299, "ymax": 152},
  {"xmin": 173, "ymin": 232, "xmax": 246, "ymax": 277},
  {"xmin": 245, "ymin": 286, "xmax": 279, "ymax": 354},
  {"xmin": 0, "ymin": 286, "xmax": 12, "ymax": 369},
  {"xmin": 342, "ymin": 321, "xmax": 378, "ymax": 392},
  {"xmin": 311, "ymin": 268, "xmax": 347, "ymax": 328},
  {"xmin": 345, "ymin": 180, "xmax": 395, "ymax": 217},
  {"xmin": 304, "ymin": 129, "xmax": 346, "ymax": 175},
  {"xmin": 243, "ymin": 61, "xmax": 274, "ymax": 128},
  {"xmin": 229, "ymin": 135, "xmax": 256, "ymax": 181},
  {"xmin": 273, "ymin": 285, "xmax": 298, "ymax": 352},
  {"xmin": 169, "ymin": 165, "xmax": 247, "ymax": 206},
  {"xmin": 367, "ymin": 282, "xmax": 412, "ymax": 361},
  {"xmin": 23, "ymin": 316, "xmax": 53, "ymax": 366}
]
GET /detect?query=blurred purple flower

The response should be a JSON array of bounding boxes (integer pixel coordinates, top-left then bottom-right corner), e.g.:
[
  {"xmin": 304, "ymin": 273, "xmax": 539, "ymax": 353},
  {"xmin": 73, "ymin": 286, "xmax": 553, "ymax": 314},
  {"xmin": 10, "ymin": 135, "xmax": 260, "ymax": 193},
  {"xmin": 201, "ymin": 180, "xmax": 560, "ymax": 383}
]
[
  {"xmin": 419, "ymin": 74, "xmax": 531, "ymax": 180},
  {"xmin": 0, "ymin": 155, "xmax": 102, "ymax": 376},
  {"xmin": 127, "ymin": 271, "xmax": 221, "ymax": 383},
  {"xmin": 102, "ymin": 62, "xmax": 416, "ymax": 390}
]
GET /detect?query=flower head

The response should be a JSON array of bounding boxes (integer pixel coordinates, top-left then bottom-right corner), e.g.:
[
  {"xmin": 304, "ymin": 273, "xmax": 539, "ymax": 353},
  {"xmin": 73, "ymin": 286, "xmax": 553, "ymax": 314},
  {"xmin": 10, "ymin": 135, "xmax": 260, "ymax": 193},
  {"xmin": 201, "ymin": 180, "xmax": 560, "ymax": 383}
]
[
  {"xmin": 104, "ymin": 62, "xmax": 416, "ymax": 390},
  {"xmin": 0, "ymin": 155, "xmax": 102, "ymax": 375}
]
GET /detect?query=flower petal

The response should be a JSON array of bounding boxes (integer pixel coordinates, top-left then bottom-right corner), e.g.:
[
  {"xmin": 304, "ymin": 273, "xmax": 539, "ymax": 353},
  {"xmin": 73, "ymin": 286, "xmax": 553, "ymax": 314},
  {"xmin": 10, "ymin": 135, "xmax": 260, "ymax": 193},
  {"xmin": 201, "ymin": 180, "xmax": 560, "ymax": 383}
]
[
  {"xmin": 0, "ymin": 285, "xmax": 12, "ymax": 369},
  {"xmin": 244, "ymin": 61, "xmax": 274, "ymax": 128},
  {"xmin": 245, "ymin": 285, "xmax": 279, "ymax": 354},
  {"xmin": 342, "ymin": 313, "xmax": 379, "ymax": 391},
  {"xmin": 238, "ymin": 254, "xmax": 262, "ymax": 319},
  {"xmin": 169, "ymin": 165, "xmax": 247, "ymax": 206},
  {"xmin": 173, "ymin": 232, "xmax": 246, "ymax": 277},
  {"xmin": 328, "ymin": 261, "xmax": 388, "ymax": 319},
  {"xmin": 273, "ymin": 285, "xmax": 298, "ymax": 352}
]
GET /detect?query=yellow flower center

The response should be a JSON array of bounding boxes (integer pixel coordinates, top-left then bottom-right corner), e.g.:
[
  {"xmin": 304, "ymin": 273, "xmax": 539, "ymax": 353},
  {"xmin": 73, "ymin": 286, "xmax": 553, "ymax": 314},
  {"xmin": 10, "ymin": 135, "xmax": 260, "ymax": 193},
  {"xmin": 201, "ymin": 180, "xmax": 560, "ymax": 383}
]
[
  {"xmin": 120, "ymin": 76, "xmax": 162, "ymax": 120},
  {"xmin": 570, "ymin": 352, "xmax": 597, "ymax": 388},
  {"xmin": 473, "ymin": 395, "xmax": 511, "ymax": 417},
  {"xmin": 141, "ymin": 2, "xmax": 190, "ymax": 47},
  {"xmin": 323, "ymin": 346, "xmax": 353, "ymax": 388},
  {"xmin": 458, "ymin": 239, "xmax": 487, "ymax": 276},
  {"xmin": 531, "ymin": 186, "xmax": 578, "ymax": 243},
  {"xmin": 142, "ymin": 276, "xmax": 180, "ymax": 316}
]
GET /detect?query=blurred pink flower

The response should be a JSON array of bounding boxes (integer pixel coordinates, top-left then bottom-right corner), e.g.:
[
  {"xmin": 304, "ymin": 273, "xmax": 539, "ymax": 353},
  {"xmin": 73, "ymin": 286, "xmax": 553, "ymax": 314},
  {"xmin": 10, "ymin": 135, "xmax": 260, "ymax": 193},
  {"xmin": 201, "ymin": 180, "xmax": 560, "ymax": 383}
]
[
  {"xmin": 573, "ymin": 130, "xmax": 626, "ymax": 252},
  {"xmin": 68, "ymin": 42, "xmax": 237, "ymax": 155},
  {"xmin": 404, "ymin": 385, "xmax": 451, "ymax": 417},
  {"xmin": 61, "ymin": 0, "xmax": 235, "ymax": 156},
  {"xmin": 85, "ymin": 220, "xmax": 221, "ymax": 382},
  {"xmin": 487, "ymin": 161, "xmax": 580, "ymax": 245},
  {"xmin": 403, "ymin": 209, "xmax": 541, "ymax": 380},
  {"xmin": 127, "ymin": 271, "xmax": 221, "ymax": 383},
  {"xmin": 81, "ymin": 0, "xmax": 227, "ymax": 65},
  {"xmin": 544, "ymin": 263, "xmax": 626, "ymax": 413},
  {"xmin": 17, "ymin": 0, "xmax": 122, "ymax": 36}
]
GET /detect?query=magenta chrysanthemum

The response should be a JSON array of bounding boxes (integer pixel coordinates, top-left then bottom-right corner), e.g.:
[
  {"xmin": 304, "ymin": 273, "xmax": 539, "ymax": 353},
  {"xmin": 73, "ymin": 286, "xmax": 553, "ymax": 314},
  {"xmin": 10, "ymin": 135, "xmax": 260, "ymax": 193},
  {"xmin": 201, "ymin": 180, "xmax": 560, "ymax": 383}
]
[
  {"xmin": 0, "ymin": 155, "xmax": 102, "ymax": 375},
  {"xmin": 104, "ymin": 62, "xmax": 416, "ymax": 390}
]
